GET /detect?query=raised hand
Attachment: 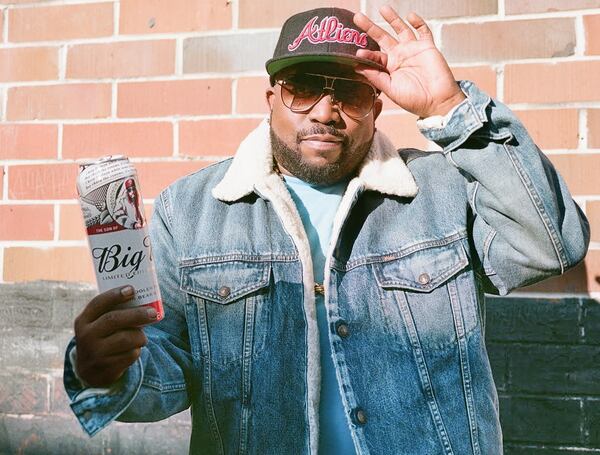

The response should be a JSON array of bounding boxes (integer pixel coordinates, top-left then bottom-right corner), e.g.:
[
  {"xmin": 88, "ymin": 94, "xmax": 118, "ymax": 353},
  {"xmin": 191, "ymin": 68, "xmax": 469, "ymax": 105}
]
[{"xmin": 354, "ymin": 5, "xmax": 466, "ymax": 118}]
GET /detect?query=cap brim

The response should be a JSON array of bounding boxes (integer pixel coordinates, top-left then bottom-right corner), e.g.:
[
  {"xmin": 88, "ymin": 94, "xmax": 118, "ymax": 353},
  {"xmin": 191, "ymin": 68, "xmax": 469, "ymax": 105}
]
[{"xmin": 266, "ymin": 53, "xmax": 387, "ymax": 76}]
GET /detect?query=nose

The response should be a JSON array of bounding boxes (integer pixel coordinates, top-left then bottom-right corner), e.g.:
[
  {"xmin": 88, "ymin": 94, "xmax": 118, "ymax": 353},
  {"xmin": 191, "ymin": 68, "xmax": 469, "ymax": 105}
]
[{"xmin": 307, "ymin": 92, "xmax": 342, "ymax": 125}]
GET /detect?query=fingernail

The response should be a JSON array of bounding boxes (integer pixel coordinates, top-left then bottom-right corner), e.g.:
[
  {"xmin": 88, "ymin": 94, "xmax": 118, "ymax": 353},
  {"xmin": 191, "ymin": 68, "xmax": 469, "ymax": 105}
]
[
  {"xmin": 121, "ymin": 286, "xmax": 134, "ymax": 297},
  {"xmin": 147, "ymin": 308, "xmax": 158, "ymax": 319}
]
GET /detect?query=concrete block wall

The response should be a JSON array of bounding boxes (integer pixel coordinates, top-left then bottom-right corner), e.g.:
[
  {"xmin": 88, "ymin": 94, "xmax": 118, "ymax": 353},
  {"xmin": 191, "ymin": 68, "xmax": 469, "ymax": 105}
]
[{"xmin": 2, "ymin": 282, "xmax": 600, "ymax": 453}]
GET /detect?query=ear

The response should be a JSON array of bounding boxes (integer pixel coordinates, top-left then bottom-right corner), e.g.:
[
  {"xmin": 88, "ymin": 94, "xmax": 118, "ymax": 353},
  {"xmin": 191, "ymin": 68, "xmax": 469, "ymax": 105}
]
[
  {"xmin": 373, "ymin": 98, "xmax": 383, "ymax": 121},
  {"xmin": 266, "ymin": 86, "xmax": 275, "ymax": 112}
]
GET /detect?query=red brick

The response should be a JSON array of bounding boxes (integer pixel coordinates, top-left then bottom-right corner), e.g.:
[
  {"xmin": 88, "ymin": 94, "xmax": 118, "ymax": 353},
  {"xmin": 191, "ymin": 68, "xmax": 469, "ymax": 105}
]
[
  {"xmin": 236, "ymin": 77, "xmax": 270, "ymax": 114},
  {"xmin": 514, "ymin": 109, "xmax": 579, "ymax": 150},
  {"xmin": 3, "ymin": 247, "xmax": 95, "ymax": 283},
  {"xmin": 547, "ymin": 153, "xmax": 600, "ymax": 196},
  {"xmin": 585, "ymin": 15, "xmax": 600, "ymax": 55},
  {"xmin": 0, "ymin": 205, "xmax": 53, "ymax": 240},
  {"xmin": 0, "ymin": 169, "xmax": 3, "ymax": 199},
  {"xmin": 135, "ymin": 161, "xmax": 213, "ymax": 198},
  {"xmin": 376, "ymin": 113, "xmax": 429, "ymax": 150},
  {"xmin": 442, "ymin": 18, "xmax": 575, "ymax": 63},
  {"xmin": 587, "ymin": 200, "xmax": 600, "ymax": 243},
  {"xmin": 0, "ymin": 46, "xmax": 58, "ymax": 82},
  {"xmin": 59, "ymin": 204, "xmax": 85, "ymax": 241},
  {"xmin": 367, "ymin": 0, "xmax": 496, "ymax": 20},
  {"xmin": 8, "ymin": 163, "xmax": 79, "ymax": 200},
  {"xmin": 589, "ymin": 109, "xmax": 600, "ymax": 148},
  {"xmin": 452, "ymin": 66, "xmax": 497, "ymax": 98},
  {"xmin": 7, "ymin": 84, "xmax": 111, "ymax": 120},
  {"xmin": 67, "ymin": 40, "xmax": 175, "ymax": 79},
  {"xmin": 9, "ymin": 3, "xmax": 113, "ymax": 42},
  {"xmin": 240, "ymin": 0, "xmax": 359, "ymax": 28},
  {"xmin": 0, "ymin": 124, "xmax": 57, "ymax": 159},
  {"xmin": 180, "ymin": 119, "xmax": 262, "ymax": 157},
  {"xmin": 120, "ymin": 0, "xmax": 231, "ymax": 34},
  {"xmin": 506, "ymin": 0, "xmax": 600, "ymax": 15},
  {"xmin": 117, "ymin": 79, "xmax": 231, "ymax": 118},
  {"xmin": 0, "ymin": 205, "xmax": 54, "ymax": 240},
  {"xmin": 505, "ymin": 61, "xmax": 600, "ymax": 104},
  {"xmin": 62, "ymin": 122, "xmax": 173, "ymax": 159},
  {"xmin": 133, "ymin": 161, "xmax": 202, "ymax": 198}
]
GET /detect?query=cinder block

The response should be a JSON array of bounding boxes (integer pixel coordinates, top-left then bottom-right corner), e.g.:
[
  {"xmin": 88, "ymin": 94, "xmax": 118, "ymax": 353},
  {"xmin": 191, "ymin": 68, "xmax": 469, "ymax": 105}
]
[
  {"xmin": 0, "ymin": 373, "xmax": 48, "ymax": 414},
  {"xmin": 485, "ymin": 296, "xmax": 580, "ymax": 344},
  {"xmin": 499, "ymin": 396, "xmax": 582, "ymax": 444},
  {"xmin": 0, "ymin": 414, "xmax": 109, "ymax": 455},
  {"xmin": 508, "ymin": 344, "xmax": 600, "ymax": 395}
]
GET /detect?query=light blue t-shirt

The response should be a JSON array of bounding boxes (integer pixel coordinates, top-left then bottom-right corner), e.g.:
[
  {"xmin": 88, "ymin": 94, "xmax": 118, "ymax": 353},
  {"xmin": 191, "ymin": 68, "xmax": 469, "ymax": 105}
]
[{"xmin": 283, "ymin": 174, "xmax": 355, "ymax": 454}]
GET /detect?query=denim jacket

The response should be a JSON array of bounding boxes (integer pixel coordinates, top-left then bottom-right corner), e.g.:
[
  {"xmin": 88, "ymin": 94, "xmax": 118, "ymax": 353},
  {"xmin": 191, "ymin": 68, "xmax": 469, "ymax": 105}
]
[{"xmin": 64, "ymin": 81, "xmax": 590, "ymax": 454}]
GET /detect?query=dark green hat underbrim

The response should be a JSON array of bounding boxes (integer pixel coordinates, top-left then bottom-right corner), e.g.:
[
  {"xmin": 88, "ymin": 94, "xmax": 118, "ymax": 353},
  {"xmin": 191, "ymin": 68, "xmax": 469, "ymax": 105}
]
[{"xmin": 266, "ymin": 53, "xmax": 387, "ymax": 77}]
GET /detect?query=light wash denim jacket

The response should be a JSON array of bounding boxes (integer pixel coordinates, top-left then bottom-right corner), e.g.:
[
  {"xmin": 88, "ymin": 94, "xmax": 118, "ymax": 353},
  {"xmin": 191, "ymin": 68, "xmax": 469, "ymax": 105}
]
[{"xmin": 64, "ymin": 81, "xmax": 590, "ymax": 455}]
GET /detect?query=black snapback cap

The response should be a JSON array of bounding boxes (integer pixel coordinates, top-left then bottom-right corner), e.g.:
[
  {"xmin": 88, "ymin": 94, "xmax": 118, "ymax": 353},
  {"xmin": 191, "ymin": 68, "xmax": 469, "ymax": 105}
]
[{"xmin": 266, "ymin": 7, "xmax": 386, "ymax": 77}]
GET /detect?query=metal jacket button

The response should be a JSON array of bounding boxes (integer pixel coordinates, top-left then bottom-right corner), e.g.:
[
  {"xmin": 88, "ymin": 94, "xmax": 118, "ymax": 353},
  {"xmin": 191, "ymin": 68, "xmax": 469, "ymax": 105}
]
[
  {"xmin": 336, "ymin": 321, "xmax": 350, "ymax": 338},
  {"xmin": 353, "ymin": 408, "xmax": 367, "ymax": 425},
  {"xmin": 418, "ymin": 273, "xmax": 430, "ymax": 285},
  {"xmin": 314, "ymin": 283, "xmax": 325, "ymax": 295},
  {"xmin": 218, "ymin": 286, "xmax": 231, "ymax": 298}
]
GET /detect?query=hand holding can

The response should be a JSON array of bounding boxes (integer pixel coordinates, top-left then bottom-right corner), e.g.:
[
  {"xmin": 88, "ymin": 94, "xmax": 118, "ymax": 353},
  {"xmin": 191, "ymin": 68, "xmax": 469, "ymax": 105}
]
[{"xmin": 73, "ymin": 286, "xmax": 158, "ymax": 387}]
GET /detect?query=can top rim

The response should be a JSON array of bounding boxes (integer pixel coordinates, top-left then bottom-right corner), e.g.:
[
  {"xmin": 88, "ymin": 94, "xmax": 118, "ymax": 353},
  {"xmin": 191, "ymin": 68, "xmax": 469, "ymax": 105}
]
[{"xmin": 79, "ymin": 155, "xmax": 129, "ymax": 167}]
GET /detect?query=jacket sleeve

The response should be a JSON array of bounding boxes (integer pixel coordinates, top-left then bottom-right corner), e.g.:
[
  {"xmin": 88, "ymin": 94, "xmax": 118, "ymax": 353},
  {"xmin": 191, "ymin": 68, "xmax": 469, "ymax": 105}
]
[
  {"xmin": 419, "ymin": 80, "xmax": 590, "ymax": 295},
  {"xmin": 63, "ymin": 188, "xmax": 194, "ymax": 436}
]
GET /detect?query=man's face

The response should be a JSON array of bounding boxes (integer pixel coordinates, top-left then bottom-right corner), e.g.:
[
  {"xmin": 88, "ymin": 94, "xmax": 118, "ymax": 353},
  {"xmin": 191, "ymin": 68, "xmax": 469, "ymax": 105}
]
[{"xmin": 266, "ymin": 62, "xmax": 383, "ymax": 185}]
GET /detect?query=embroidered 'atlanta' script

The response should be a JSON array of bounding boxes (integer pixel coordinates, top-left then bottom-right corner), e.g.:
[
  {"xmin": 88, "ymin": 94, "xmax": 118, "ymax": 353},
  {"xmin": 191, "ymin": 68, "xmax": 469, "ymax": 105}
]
[{"xmin": 288, "ymin": 16, "xmax": 368, "ymax": 51}]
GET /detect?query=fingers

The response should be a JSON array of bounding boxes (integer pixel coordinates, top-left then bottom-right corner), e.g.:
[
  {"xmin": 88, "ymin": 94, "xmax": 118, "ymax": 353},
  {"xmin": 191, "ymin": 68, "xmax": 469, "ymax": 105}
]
[
  {"xmin": 99, "ymin": 328, "xmax": 148, "ymax": 356},
  {"xmin": 76, "ymin": 286, "xmax": 136, "ymax": 326},
  {"xmin": 406, "ymin": 12, "xmax": 434, "ymax": 41},
  {"xmin": 379, "ymin": 5, "xmax": 416, "ymax": 42},
  {"xmin": 92, "ymin": 306, "xmax": 159, "ymax": 337},
  {"xmin": 353, "ymin": 12, "xmax": 398, "ymax": 52},
  {"xmin": 355, "ymin": 49, "xmax": 388, "ymax": 68},
  {"xmin": 354, "ymin": 64, "xmax": 392, "ymax": 94}
]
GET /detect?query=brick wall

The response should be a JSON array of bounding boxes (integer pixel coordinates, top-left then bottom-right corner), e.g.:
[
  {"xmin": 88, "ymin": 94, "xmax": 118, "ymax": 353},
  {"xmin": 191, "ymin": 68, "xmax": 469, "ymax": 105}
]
[
  {"xmin": 0, "ymin": 0, "xmax": 598, "ymax": 291},
  {"xmin": 0, "ymin": 0, "xmax": 599, "ymax": 453}
]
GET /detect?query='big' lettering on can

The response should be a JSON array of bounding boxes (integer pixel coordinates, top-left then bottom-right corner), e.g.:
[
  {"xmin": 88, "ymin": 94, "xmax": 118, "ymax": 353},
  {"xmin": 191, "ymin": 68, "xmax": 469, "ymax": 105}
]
[{"xmin": 77, "ymin": 155, "xmax": 164, "ymax": 320}]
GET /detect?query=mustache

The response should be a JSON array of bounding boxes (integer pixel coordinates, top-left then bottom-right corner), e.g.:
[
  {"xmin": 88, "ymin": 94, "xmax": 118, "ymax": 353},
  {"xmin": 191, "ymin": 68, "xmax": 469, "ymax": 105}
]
[{"xmin": 295, "ymin": 125, "xmax": 350, "ymax": 146}]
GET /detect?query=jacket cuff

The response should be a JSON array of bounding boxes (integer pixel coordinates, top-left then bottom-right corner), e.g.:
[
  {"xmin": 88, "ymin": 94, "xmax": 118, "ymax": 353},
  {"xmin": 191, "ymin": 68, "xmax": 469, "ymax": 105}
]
[
  {"xmin": 418, "ymin": 80, "xmax": 492, "ymax": 152},
  {"xmin": 63, "ymin": 337, "xmax": 144, "ymax": 437}
]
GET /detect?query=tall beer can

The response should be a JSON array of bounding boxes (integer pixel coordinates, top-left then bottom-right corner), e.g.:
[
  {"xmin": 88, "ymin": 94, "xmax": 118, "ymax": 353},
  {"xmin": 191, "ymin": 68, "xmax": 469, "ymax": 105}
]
[{"xmin": 77, "ymin": 155, "xmax": 164, "ymax": 320}]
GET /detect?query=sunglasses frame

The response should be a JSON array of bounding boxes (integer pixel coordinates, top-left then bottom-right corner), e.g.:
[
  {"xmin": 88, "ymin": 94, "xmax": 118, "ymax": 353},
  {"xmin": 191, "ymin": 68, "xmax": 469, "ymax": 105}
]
[{"xmin": 275, "ymin": 72, "xmax": 380, "ymax": 120}]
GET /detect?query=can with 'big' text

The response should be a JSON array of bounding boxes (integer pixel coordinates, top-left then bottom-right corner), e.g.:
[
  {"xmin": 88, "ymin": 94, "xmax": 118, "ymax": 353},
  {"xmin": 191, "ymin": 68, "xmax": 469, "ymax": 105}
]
[{"xmin": 77, "ymin": 155, "xmax": 164, "ymax": 320}]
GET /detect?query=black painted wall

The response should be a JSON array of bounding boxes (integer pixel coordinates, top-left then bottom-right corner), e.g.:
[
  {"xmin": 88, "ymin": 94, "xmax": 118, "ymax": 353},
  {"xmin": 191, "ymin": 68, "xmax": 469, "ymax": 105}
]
[{"xmin": 486, "ymin": 295, "xmax": 600, "ymax": 454}]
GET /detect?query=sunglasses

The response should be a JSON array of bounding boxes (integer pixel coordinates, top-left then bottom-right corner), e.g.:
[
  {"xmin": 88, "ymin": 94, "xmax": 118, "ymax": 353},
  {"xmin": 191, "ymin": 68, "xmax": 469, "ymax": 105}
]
[{"xmin": 274, "ymin": 72, "xmax": 379, "ymax": 120}]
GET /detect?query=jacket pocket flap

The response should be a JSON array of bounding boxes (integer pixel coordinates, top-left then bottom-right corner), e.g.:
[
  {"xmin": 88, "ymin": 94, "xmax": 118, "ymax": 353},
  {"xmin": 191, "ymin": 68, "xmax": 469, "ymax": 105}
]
[
  {"xmin": 374, "ymin": 241, "xmax": 468, "ymax": 292},
  {"xmin": 180, "ymin": 260, "xmax": 271, "ymax": 304}
]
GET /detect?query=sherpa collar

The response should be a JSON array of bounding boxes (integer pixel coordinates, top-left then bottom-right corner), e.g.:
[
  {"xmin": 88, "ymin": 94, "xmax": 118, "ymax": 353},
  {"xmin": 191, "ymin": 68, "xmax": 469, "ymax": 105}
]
[{"xmin": 212, "ymin": 118, "xmax": 418, "ymax": 201}]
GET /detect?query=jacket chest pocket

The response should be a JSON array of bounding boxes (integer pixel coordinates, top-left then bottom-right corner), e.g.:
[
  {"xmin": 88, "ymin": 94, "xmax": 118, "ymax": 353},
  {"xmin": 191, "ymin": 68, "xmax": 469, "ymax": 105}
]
[
  {"xmin": 373, "ymin": 240, "xmax": 478, "ymax": 351},
  {"xmin": 180, "ymin": 260, "xmax": 272, "ymax": 366}
]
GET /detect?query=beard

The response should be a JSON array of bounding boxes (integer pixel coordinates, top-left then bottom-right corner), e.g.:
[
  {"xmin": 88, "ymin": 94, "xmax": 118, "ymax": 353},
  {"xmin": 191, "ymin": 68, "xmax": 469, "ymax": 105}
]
[{"xmin": 269, "ymin": 122, "xmax": 373, "ymax": 186}]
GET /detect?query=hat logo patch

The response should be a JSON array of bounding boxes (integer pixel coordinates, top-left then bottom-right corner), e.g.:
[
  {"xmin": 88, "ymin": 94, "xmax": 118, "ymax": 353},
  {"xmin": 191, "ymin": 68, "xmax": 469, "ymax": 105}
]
[{"xmin": 288, "ymin": 15, "xmax": 368, "ymax": 51}]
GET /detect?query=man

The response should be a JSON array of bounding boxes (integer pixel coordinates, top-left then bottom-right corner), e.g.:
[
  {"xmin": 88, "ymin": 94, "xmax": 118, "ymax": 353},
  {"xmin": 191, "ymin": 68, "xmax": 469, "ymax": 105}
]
[{"xmin": 64, "ymin": 6, "xmax": 589, "ymax": 454}]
